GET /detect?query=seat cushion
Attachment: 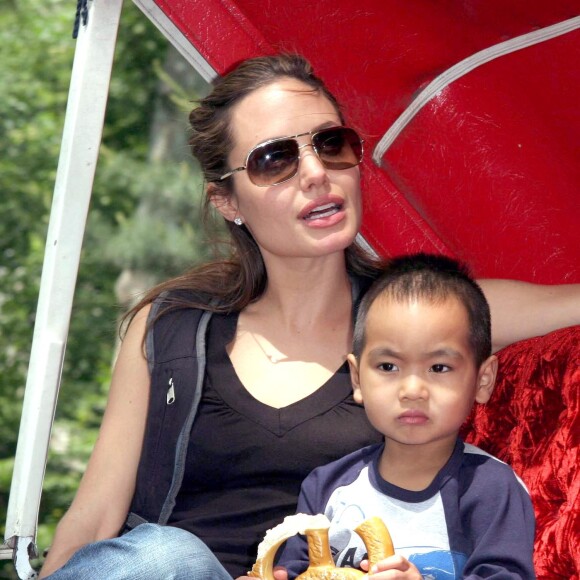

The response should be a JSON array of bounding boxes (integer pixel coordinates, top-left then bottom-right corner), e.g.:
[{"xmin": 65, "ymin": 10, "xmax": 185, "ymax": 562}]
[{"xmin": 461, "ymin": 325, "xmax": 580, "ymax": 579}]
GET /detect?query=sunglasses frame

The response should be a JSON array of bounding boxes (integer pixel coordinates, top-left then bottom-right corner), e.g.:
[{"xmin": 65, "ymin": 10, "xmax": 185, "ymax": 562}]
[{"xmin": 218, "ymin": 126, "xmax": 364, "ymax": 187}]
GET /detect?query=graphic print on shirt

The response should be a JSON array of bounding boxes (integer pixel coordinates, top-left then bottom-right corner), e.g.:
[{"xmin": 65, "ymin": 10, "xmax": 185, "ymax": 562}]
[{"xmin": 325, "ymin": 468, "xmax": 468, "ymax": 579}]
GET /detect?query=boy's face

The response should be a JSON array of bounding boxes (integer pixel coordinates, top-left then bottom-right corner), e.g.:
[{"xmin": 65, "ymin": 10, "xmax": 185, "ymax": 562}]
[{"xmin": 348, "ymin": 295, "xmax": 497, "ymax": 450}]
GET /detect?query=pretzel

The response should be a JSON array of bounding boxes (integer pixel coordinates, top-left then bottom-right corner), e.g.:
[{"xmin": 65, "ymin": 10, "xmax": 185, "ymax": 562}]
[{"xmin": 248, "ymin": 514, "xmax": 394, "ymax": 579}]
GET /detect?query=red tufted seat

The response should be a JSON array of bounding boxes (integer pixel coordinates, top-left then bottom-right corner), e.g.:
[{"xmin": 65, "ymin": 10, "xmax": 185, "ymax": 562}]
[{"xmin": 461, "ymin": 325, "xmax": 580, "ymax": 579}]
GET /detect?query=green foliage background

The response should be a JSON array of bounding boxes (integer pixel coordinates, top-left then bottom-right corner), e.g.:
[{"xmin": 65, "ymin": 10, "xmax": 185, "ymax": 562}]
[{"xmin": 0, "ymin": 1, "xmax": 211, "ymax": 576}]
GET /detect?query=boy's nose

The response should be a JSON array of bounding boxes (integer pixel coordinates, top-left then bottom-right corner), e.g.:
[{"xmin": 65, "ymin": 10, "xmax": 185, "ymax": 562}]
[{"xmin": 398, "ymin": 375, "xmax": 428, "ymax": 400}]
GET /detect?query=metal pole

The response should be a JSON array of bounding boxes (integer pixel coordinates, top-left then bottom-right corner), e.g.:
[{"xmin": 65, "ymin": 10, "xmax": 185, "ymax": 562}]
[{"xmin": 1, "ymin": 1, "xmax": 123, "ymax": 577}]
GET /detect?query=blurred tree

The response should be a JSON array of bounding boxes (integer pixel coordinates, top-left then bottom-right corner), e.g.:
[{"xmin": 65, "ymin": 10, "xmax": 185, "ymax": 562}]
[{"xmin": 0, "ymin": 0, "xmax": 211, "ymax": 576}]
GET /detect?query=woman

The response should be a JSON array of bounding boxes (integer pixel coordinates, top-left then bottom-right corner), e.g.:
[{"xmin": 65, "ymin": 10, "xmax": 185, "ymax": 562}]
[{"xmin": 39, "ymin": 54, "xmax": 579, "ymax": 580}]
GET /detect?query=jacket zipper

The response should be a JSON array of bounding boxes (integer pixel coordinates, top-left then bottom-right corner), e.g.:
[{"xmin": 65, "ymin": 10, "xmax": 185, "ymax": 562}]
[{"xmin": 166, "ymin": 376, "xmax": 176, "ymax": 405}]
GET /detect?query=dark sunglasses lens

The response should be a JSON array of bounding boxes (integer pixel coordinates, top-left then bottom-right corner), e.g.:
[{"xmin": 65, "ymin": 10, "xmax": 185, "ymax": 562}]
[
  {"xmin": 313, "ymin": 127, "xmax": 363, "ymax": 170},
  {"xmin": 246, "ymin": 139, "xmax": 300, "ymax": 186}
]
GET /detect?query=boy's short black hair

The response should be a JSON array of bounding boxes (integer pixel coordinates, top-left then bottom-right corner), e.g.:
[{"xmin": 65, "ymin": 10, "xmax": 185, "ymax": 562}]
[{"xmin": 353, "ymin": 253, "xmax": 491, "ymax": 366}]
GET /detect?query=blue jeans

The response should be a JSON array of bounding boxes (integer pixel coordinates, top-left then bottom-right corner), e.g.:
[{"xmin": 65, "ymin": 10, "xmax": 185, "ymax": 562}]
[{"xmin": 44, "ymin": 523, "xmax": 233, "ymax": 579}]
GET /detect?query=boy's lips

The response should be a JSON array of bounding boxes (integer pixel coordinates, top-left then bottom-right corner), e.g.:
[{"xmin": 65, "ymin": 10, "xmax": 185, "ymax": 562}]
[{"xmin": 397, "ymin": 410, "xmax": 429, "ymax": 425}]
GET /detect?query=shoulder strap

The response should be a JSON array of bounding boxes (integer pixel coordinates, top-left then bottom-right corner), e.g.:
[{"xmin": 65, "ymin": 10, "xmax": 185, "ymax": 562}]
[
  {"xmin": 125, "ymin": 295, "xmax": 222, "ymax": 529},
  {"xmin": 158, "ymin": 307, "xmax": 213, "ymax": 524}
]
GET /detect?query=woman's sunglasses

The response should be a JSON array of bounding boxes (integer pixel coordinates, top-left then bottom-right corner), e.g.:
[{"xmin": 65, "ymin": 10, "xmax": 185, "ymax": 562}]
[{"xmin": 218, "ymin": 126, "xmax": 364, "ymax": 187}]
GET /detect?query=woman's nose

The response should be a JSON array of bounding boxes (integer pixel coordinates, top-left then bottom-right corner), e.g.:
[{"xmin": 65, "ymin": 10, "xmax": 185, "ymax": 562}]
[{"xmin": 298, "ymin": 144, "xmax": 328, "ymax": 189}]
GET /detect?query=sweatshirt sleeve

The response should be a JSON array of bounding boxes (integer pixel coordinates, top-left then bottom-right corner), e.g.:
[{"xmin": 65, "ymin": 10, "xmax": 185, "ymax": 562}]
[
  {"xmin": 275, "ymin": 469, "xmax": 326, "ymax": 579},
  {"xmin": 276, "ymin": 445, "xmax": 379, "ymax": 579},
  {"xmin": 461, "ymin": 464, "xmax": 536, "ymax": 579}
]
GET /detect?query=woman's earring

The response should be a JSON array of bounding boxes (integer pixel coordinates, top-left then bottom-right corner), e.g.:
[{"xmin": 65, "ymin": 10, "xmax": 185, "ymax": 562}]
[{"xmin": 234, "ymin": 217, "xmax": 243, "ymax": 226}]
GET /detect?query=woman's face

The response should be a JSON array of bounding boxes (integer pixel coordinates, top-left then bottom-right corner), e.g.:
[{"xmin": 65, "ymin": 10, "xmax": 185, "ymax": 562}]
[{"xmin": 214, "ymin": 78, "xmax": 362, "ymax": 264}]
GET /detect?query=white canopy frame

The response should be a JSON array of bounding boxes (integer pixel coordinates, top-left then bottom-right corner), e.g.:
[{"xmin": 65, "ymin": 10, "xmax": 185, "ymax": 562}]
[
  {"xmin": 1, "ymin": 1, "xmax": 123, "ymax": 577},
  {"xmin": 1, "ymin": 1, "xmax": 221, "ymax": 576}
]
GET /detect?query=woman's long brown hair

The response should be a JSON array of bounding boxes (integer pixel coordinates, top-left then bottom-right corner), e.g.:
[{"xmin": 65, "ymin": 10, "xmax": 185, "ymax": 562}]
[{"xmin": 122, "ymin": 54, "xmax": 385, "ymax": 333}]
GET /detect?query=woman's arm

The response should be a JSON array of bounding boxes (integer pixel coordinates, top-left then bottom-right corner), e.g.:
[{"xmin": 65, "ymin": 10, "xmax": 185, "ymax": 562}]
[
  {"xmin": 477, "ymin": 279, "xmax": 580, "ymax": 352},
  {"xmin": 39, "ymin": 305, "xmax": 152, "ymax": 578}
]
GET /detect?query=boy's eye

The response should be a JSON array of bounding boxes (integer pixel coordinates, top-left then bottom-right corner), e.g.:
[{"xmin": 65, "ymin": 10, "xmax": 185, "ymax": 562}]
[
  {"xmin": 378, "ymin": 362, "xmax": 398, "ymax": 372},
  {"xmin": 430, "ymin": 364, "xmax": 451, "ymax": 373}
]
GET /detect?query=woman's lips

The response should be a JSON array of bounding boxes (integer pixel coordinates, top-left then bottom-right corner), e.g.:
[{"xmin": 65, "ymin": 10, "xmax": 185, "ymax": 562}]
[
  {"xmin": 299, "ymin": 196, "xmax": 346, "ymax": 228},
  {"xmin": 299, "ymin": 195, "xmax": 345, "ymax": 218},
  {"xmin": 302, "ymin": 202, "xmax": 341, "ymax": 220}
]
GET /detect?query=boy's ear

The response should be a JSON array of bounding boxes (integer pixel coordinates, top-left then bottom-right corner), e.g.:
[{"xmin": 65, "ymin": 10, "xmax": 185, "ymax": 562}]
[
  {"xmin": 208, "ymin": 182, "xmax": 239, "ymax": 223},
  {"xmin": 347, "ymin": 353, "xmax": 364, "ymax": 405},
  {"xmin": 475, "ymin": 354, "xmax": 498, "ymax": 404}
]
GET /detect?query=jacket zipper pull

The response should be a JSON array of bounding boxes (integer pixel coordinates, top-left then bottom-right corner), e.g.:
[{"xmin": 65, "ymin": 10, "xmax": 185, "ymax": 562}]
[{"xmin": 167, "ymin": 377, "xmax": 176, "ymax": 405}]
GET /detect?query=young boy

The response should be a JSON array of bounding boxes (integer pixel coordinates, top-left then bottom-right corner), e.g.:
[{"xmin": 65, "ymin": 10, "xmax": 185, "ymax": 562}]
[{"xmin": 277, "ymin": 253, "xmax": 536, "ymax": 579}]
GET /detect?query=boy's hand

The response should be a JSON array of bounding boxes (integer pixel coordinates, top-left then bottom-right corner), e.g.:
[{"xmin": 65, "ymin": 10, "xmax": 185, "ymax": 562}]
[
  {"xmin": 235, "ymin": 565, "xmax": 289, "ymax": 580},
  {"xmin": 361, "ymin": 555, "xmax": 422, "ymax": 579}
]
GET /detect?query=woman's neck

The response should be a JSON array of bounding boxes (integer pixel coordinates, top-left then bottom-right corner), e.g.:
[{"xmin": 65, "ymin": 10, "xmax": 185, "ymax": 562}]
[
  {"xmin": 229, "ymin": 252, "xmax": 354, "ymax": 408},
  {"xmin": 256, "ymin": 252, "xmax": 352, "ymax": 329}
]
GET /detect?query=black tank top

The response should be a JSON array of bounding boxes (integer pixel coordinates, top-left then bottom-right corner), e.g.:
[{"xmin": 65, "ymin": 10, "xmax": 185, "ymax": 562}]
[{"xmin": 168, "ymin": 311, "xmax": 382, "ymax": 578}]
